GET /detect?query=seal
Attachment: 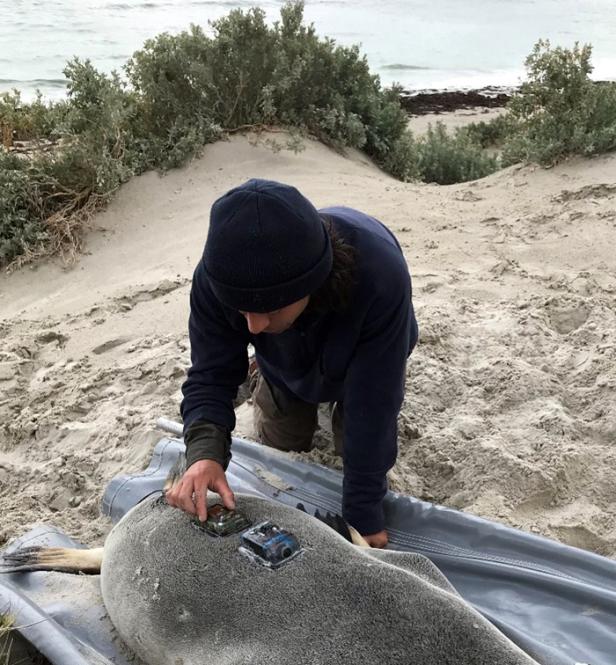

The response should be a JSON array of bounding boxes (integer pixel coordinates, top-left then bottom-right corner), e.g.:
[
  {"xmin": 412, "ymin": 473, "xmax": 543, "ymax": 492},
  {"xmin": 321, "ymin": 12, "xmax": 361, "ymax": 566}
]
[{"xmin": 1, "ymin": 473, "xmax": 538, "ymax": 665}]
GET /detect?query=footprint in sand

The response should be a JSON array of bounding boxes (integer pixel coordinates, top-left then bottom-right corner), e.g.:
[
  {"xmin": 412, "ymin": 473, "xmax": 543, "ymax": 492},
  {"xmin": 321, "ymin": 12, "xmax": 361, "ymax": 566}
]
[
  {"xmin": 35, "ymin": 331, "xmax": 68, "ymax": 347},
  {"xmin": 554, "ymin": 183, "xmax": 616, "ymax": 203},
  {"xmin": 113, "ymin": 278, "xmax": 190, "ymax": 311},
  {"xmin": 545, "ymin": 299, "xmax": 590, "ymax": 334},
  {"xmin": 92, "ymin": 337, "xmax": 133, "ymax": 355}
]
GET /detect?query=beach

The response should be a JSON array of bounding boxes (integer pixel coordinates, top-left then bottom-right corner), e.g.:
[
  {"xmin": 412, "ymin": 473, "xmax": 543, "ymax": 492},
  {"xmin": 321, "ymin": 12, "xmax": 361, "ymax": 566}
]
[{"xmin": 1, "ymin": 107, "xmax": 615, "ymax": 557}]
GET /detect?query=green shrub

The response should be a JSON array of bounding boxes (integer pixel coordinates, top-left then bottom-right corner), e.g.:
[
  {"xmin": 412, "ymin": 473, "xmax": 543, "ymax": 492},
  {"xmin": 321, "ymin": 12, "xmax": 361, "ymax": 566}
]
[
  {"xmin": 5, "ymin": 9, "xmax": 616, "ymax": 268},
  {"xmin": 125, "ymin": 2, "xmax": 411, "ymax": 165},
  {"xmin": 125, "ymin": 24, "xmax": 224, "ymax": 169},
  {"xmin": 0, "ymin": 154, "xmax": 48, "ymax": 264},
  {"xmin": 459, "ymin": 113, "xmax": 514, "ymax": 149},
  {"xmin": 0, "ymin": 90, "xmax": 69, "ymax": 143},
  {"xmin": 1, "ymin": 60, "xmax": 142, "ymax": 267},
  {"xmin": 62, "ymin": 59, "xmax": 142, "ymax": 190},
  {"xmin": 1, "ymin": 1, "xmax": 420, "ymax": 266},
  {"xmin": 380, "ymin": 130, "xmax": 421, "ymax": 182},
  {"xmin": 501, "ymin": 40, "xmax": 616, "ymax": 165},
  {"xmin": 414, "ymin": 122, "xmax": 499, "ymax": 185}
]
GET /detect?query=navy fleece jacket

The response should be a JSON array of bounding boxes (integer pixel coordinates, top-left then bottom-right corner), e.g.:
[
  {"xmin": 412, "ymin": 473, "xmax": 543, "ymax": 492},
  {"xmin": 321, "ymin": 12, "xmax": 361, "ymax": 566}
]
[{"xmin": 181, "ymin": 206, "xmax": 418, "ymax": 535}]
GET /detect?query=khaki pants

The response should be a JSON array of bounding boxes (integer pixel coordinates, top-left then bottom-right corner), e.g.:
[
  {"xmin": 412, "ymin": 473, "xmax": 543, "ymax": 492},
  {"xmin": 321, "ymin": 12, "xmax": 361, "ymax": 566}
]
[{"xmin": 252, "ymin": 374, "xmax": 343, "ymax": 456}]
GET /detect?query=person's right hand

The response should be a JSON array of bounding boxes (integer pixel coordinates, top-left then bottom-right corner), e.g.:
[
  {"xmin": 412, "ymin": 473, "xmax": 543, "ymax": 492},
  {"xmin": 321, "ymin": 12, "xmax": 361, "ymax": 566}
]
[{"xmin": 164, "ymin": 459, "xmax": 235, "ymax": 522}]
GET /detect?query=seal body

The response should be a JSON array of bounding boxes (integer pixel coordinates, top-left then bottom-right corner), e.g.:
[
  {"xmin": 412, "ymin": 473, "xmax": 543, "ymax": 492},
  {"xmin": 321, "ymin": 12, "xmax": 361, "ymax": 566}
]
[{"xmin": 101, "ymin": 494, "xmax": 537, "ymax": 665}]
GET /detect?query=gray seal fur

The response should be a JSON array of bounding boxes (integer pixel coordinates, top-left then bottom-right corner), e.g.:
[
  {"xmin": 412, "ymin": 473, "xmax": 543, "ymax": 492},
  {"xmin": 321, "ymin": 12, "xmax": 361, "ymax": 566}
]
[{"xmin": 101, "ymin": 494, "xmax": 538, "ymax": 665}]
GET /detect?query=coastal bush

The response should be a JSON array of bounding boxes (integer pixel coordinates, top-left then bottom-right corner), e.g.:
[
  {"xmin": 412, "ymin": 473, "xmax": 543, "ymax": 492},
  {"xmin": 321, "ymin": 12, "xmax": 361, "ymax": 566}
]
[
  {"xmin": 5, "ymin": 11, "xmax": 616, "ymax": 267},
  {"xmin": 0, "ymin": 155, "xmax": 42, "ymax": 264},
  {"xmin": 501, "ymin": 40, "xmax": 616, "ymax": 165},
  {"xmin": 62, "ymin": 59, "xmax": 143, "ymax": 189},
  {"xmin": 125, "ymin": 2, "xmax": 411, "ymax": 165},
  {"xmin": 0, "ymin": 60, "xmax": 143, "ymax": 267},
  {"xmin": 0, "ymin": 1, "xmax": 418, "ymax": 267},
  {"xmin": 0, "ymin": 91, "xmax": 68, "ymax": 144},
  {"xmin": 415, "ymin": 123, "xmax": 499, "ymax": 184},
  {"xmin": 414, "ymin": 41, "xmax": 616, "ymax": 173},
  {"xmin": 459, "ymin": 114, "xmax": 513, "ymax": 149},
  {"xmin": 380, "ymin": 130, "xmax": 421, "ymax": 182}
]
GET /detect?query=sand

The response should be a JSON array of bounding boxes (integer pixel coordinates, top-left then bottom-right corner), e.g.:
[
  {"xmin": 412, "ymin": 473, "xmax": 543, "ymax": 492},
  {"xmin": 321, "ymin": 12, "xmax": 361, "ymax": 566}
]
[
  {"xmin": 407, "ymin": 106, "xmax": 506, "ymax": 136},
  {"xmin": 1, "ymin": 122, "xmax": 615, "ymax": 558}
]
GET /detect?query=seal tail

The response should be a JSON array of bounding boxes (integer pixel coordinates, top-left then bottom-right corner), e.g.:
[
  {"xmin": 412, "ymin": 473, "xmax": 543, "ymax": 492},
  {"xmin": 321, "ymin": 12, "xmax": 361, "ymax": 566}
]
[{"xmin": 0, "ymin": 546, "xmax": 104, "ymax": 574}]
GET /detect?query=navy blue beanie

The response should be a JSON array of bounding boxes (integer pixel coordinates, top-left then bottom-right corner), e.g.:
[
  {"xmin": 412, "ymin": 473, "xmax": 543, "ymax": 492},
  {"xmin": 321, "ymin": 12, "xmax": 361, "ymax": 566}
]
[{"xmin": 203, "ymin": 179, "xmax": 333, "ymax": 313}]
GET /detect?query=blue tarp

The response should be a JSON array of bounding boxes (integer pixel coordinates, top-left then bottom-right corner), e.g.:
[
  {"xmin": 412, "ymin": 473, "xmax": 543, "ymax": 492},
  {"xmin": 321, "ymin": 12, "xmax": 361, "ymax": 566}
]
[{"xmin": 2, "ymin": 434, "xmax": 615, "ymax": 665}]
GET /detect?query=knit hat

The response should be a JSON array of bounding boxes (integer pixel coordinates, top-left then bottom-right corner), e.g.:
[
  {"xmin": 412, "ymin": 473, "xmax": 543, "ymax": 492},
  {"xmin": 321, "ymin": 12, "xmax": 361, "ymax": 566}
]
[{"xmin": 203, "ymin": 179, "xmax": 333, "ymax": 313}]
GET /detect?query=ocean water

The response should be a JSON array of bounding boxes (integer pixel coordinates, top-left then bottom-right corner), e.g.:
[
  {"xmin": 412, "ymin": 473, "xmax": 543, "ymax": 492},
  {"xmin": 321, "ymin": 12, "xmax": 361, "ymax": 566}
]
[{"xmin": 2, "ymin": 0, "xmax": 616, "ymax": 100}]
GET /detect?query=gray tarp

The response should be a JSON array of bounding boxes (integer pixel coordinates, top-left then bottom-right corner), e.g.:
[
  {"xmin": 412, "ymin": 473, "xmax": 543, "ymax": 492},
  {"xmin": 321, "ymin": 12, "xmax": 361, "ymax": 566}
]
[{"xmin": 2, "ymin": 434, "xmax": 615, "ymax": 665}]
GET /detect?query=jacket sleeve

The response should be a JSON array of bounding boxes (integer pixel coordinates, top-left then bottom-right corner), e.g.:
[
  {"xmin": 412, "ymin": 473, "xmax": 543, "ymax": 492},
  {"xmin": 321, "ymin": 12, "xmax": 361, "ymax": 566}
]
[
  {"xmin": 341, "ymin": 286, "xmax": 413, "ymax": 535},
  {"xmin": 184, "ymin": 420, "xmax": 232, "ymax": 470},
  {"xmin": 180, "ymin": 261, "xmax": 249, "ymax": 451}
]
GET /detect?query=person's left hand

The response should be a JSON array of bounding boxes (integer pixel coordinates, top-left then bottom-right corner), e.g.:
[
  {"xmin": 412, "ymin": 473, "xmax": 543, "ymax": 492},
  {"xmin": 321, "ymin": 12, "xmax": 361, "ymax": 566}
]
[{"xmin": 362, "ymin": 529, "xmax": 388, "ymax": 548}]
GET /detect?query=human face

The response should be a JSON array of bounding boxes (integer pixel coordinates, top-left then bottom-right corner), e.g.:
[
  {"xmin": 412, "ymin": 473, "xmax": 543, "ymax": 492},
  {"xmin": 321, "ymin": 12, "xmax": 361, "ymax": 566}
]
[{"xmin": 240, "ymin": 296, "xmax": 310, "ymax": 335}]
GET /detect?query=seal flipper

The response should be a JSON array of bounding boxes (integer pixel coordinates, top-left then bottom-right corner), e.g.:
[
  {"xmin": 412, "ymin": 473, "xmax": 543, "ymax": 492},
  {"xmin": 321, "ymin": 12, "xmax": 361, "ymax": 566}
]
[
  {"xmin": 0, "ymin": 545, "xmax": 104, "ymax": 574},
  {"xmin": 295, "ymin": 503, "xmax": 369, "ymax": 546},
  {"xmin": 1, "ymin": 455, "xmax": 186, "ymax": 576}
]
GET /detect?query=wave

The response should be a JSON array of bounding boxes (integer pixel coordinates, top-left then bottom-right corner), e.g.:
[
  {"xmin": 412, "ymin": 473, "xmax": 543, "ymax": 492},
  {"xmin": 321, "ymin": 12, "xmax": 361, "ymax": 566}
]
[
  {"xmin": 105, "ymin": 0, "xmax": 255, "ymax": 8},
  {"xmin": 188, "ymin": 0, "xmax": 265, "ymax": 6},
  {"xmin": 106, "ymin": 2, "xmax": 163, "ymax": 9},
  {"xmin": 0, "ymin": 78, "xmax": 67, "ymax": 88},
  {"xmin": 381, "ymin": 64, "xmax": 432, "ymax": 71}
]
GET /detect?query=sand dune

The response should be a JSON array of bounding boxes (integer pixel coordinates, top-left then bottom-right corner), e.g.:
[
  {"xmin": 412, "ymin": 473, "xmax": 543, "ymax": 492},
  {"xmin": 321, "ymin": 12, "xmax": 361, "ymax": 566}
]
[{"xmin": 1, "ymin": 132, "xmax": 615, "ymax": 557}]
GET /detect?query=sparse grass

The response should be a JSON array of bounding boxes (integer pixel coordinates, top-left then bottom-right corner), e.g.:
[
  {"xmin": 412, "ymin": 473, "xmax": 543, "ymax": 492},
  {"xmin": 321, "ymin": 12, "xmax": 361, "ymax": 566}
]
[
  {"xmin": 1, "ymin": 612, "xmax": 16, "ymax": 665},
  {"xmin": 0, "ymin": 611, "xmax": 51, "ymax": 665}
]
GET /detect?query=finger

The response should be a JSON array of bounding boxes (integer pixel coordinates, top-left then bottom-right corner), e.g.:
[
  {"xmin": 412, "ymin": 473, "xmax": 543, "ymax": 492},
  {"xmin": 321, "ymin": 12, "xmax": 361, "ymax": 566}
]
[
  {"xmin": 370, "ymin": 533, "xmax": 388, "ymax": 549},
  {"xmin": 215, "ymin": 478, "xmax": 236, "ymax": 511},
  {"xmin": 194, "ymin": 487, "xmax": 208, "ymax": 522},
  {"xmin": 163, "ymin": 486, "xmax": 176, "ymax": 507},
  {"xmin": 164, "ymin": 484, "xmax": 182, "ymax": 509},
  {"xmin": 177, "ymin": 480, "xmax": 198, "ymax": 516}
]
